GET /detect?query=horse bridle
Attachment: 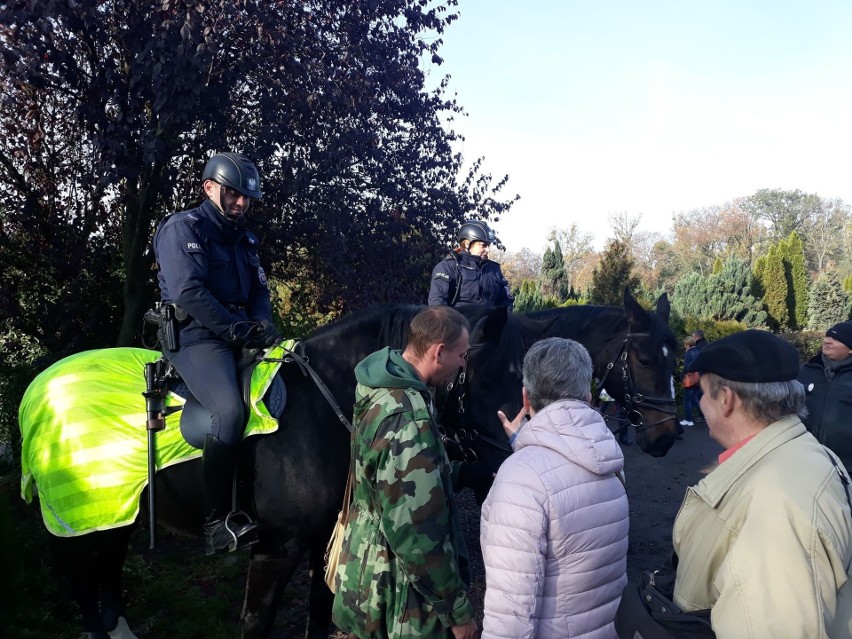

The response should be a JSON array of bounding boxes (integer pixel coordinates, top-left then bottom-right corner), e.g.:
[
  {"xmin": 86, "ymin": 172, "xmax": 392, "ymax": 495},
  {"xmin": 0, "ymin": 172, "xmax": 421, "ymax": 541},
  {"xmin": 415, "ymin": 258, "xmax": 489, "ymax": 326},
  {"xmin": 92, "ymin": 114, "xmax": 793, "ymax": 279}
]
[
  {"xmin": 596, "ymin": 331, "xmax": 677, "ymax": 435},
  {"xmin": 436, "ymin": 311, "xmax": 512, "ymax": 462}
]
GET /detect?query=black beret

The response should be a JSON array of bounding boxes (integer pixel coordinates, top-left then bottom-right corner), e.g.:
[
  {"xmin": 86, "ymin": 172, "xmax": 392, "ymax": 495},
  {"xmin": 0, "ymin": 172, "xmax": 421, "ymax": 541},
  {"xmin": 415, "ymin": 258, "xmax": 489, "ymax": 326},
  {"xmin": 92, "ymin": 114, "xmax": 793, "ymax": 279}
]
[
  {"xmin": 687, "ymin": 329, "xmax": 799, "ymax": 383},
  {"xmin": 827, "ymin": 321, "xmax": 852, "ymax": 350}
]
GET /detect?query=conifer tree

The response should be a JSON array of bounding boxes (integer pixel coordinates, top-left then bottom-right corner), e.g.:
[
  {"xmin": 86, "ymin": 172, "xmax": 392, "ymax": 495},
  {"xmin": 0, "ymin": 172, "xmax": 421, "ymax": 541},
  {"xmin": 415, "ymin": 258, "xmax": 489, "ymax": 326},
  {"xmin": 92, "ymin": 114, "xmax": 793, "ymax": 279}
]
[
  {"xmin": 513, "ymin": 279, "xmax": 557, "ymax": 313},
  {"xmin": 762, "ymin": 245, "xmax": 790, "ymax": 331},
  {"xmin": 807, "ymin": 271, "xmax": 849, "ymax": 330},
  {"xmin": 706, "ymin": 255, "xmax": 767, "ymax": 325},
  {"xmin": 779, "ymin": 232, "xmax": 809, "ymax": 330},
  {"xmin": 590, "ymin": 240, "xmax": 640, "ymax": 306},
  {"xmin": 540, "ymin": 241, "xmax": 570, "ymax": 301},
  {"xmin": 712, "ymin": 256, "xmax": 724, "ymax": 275},
  {"xmin": 672, "ymin": 272, "xmax": 710, "ymax": 319}
]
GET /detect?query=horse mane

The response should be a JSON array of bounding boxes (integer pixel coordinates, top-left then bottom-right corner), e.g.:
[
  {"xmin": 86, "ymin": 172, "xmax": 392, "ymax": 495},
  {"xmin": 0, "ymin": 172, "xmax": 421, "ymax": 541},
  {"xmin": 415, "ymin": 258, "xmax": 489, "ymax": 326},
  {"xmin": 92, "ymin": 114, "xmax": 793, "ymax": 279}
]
[{"xmin": 302, "ymin": 303, "xmax": 423, "ymax": 353}]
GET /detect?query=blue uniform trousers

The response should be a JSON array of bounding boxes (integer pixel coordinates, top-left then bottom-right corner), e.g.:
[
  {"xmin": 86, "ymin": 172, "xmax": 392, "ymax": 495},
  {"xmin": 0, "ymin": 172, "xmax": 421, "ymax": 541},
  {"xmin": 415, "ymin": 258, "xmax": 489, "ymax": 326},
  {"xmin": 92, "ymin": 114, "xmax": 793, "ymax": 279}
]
[{"xmin": 165, "ymin": 341, "xmax": 244, "ymax": 446}]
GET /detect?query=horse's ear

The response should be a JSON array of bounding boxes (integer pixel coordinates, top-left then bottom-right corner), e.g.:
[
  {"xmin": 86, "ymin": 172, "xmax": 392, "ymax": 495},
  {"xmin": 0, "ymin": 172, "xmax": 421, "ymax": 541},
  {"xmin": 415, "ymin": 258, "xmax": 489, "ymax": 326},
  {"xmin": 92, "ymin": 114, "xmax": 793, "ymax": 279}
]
[
  {"xmin": 656, "ymin": 292, "xmax": 671, "ymax": 324},
  {"xmin": 623, "ymin": 288, "xmax": 644, "ymax": 326},
  {"xmin": 473, "ymin": 306, "xmax": 509, "ymax": 346}
]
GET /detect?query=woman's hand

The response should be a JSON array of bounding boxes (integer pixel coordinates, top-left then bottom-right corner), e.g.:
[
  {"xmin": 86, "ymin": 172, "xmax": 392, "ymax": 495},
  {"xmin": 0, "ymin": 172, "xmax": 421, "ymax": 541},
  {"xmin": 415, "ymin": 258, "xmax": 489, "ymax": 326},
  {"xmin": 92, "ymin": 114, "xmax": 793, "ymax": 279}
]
[{"xmin": 497, "ymin": 407, "xmax": 528, "ymax": 439}]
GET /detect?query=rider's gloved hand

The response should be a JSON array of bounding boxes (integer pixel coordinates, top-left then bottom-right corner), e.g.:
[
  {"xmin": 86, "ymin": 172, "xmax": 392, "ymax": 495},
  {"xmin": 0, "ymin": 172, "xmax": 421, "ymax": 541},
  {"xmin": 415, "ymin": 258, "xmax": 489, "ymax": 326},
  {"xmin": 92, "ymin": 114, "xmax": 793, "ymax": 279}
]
[
  {"xmin": 250, "ymin": 320, "xmax": 281, "ymax": 349},
  {"xmin": 225, "ymin": 321, "xmax": 263, "ymax": 347}
]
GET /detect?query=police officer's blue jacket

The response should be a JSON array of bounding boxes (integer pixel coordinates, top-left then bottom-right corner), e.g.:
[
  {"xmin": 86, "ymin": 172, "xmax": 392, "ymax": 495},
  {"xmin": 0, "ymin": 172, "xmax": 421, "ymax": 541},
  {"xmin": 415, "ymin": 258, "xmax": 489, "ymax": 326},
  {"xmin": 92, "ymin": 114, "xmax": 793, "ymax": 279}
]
[
  {"xmin": 428, "ymin": 251, "xmax": 513, "ymax": 308},
  {"xmin": 153, "ymin": 199, "xmax": 272, "ymax": 347}
]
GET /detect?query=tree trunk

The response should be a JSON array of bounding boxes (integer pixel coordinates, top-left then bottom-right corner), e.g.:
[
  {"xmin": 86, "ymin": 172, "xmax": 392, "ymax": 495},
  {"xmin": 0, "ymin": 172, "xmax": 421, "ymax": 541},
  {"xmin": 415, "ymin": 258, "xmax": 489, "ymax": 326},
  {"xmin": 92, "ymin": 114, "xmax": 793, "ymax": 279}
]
[{"xmin": 117, "ymin": 164, "xmax": 164, "ymax": 346}]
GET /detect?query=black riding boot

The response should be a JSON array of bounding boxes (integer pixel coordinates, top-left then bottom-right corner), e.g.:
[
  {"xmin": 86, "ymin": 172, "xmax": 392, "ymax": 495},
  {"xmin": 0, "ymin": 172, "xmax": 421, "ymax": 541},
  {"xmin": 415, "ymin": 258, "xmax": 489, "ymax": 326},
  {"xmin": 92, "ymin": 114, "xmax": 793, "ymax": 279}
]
[{"xmin": 202, "ymin": 434, "xmax": 259, "ymax": 556}]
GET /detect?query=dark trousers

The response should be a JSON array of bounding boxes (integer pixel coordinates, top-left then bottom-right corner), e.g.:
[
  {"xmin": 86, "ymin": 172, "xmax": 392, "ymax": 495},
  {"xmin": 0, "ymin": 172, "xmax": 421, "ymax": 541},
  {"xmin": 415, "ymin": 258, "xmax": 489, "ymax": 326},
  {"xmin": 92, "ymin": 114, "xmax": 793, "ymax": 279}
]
[
  {"xmin": 683, "ymin": 387, "xmax": 700, "ymax": 421},
  {"xmin": 165, "ymin": 341, "xmax": 244, "ymax": 445}
]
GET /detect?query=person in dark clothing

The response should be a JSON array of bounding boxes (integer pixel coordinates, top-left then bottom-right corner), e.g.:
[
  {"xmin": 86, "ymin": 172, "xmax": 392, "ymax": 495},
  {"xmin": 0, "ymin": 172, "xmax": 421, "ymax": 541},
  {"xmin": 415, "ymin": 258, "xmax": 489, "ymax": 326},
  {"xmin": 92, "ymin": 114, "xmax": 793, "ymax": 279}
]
[
  {"xmin": 690, "ymin": 329, "xmax": 708, "ymax": 408},
  {"xmin": 428, "ymin": 219, "xmax": 513, "ymax": 308},
  {"xmin": 799, "ymin": 321, "xmax": 852, "ymax": 473},
  {"xmin": 153, "ymin": 152, "xmax": 280, "ymax": 555},
  {"xmin": 680, "ymin": 336, "xmax": 700, "ymax": 426}
]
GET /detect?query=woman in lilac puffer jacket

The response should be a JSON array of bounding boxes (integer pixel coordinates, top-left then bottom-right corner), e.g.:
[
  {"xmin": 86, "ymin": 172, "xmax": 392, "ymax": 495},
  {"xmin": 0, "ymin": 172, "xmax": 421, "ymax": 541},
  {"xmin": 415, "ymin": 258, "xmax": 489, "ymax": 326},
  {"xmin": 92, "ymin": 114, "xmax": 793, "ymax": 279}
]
[{"xmin": 480, "ymin": 337, "xmax": 629, "ymax": 639}]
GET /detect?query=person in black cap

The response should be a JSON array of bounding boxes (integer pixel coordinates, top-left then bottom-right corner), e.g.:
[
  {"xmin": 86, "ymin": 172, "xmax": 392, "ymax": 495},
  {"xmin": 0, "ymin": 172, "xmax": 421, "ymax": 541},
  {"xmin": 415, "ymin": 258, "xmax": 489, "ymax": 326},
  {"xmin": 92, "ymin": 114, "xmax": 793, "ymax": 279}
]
[
  {"xmin": 428, "ymin": 219, "xmax": 513, "ymax": 308},
  {"xmin": 799, "ymin": 320, "xmax": 852, "ymax": 474},
  {"xmin": 645, "ymin": 330, "xmax": 852, "ymax": 637}
]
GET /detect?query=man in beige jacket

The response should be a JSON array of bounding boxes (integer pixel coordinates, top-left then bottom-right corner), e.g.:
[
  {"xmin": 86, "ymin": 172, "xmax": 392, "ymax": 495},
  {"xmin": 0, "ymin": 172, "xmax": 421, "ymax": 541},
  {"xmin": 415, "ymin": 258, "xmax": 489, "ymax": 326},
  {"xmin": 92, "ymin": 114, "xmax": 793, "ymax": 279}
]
[{"xmin": 675, "ymin": 329, "xmax": 852, "ymax": 638}]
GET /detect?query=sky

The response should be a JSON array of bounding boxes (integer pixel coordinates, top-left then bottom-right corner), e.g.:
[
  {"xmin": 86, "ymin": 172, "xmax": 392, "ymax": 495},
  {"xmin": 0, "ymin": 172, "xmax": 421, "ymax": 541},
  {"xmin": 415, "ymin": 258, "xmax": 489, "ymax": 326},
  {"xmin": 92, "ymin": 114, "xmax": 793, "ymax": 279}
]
[{"xmin": 425, "ymin": 0, "xmax": 852, "ymax": 252}]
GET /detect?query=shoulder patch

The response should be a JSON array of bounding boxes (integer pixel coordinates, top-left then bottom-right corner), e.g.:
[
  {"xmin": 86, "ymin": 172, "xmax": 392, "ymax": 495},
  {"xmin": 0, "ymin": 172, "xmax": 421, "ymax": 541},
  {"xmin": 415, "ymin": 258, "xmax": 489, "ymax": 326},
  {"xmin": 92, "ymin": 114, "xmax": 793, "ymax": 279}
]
[
  {"xmin": 257, "ymin": 266, "xmax": 268, "ymax": 286},
  {"xmin": 185, "ymin": 242, "xmax": 203, "ymax": 252},
  {"xmin": 434, "ymin": 272, "xmax": 450, "ymax": 281}
]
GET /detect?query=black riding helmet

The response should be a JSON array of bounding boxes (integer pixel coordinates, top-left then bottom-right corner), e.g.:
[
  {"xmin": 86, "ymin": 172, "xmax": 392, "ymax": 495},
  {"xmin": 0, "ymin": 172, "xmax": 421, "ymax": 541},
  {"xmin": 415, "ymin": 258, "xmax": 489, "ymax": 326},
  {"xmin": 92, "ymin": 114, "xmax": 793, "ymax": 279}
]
[
  {"xmin": 457, "ymin": 219, "xmax": 497, "ymax": 245},
  {"xmin": 201, "ymin": 153, "xmax": 263, "ymax": 199}
]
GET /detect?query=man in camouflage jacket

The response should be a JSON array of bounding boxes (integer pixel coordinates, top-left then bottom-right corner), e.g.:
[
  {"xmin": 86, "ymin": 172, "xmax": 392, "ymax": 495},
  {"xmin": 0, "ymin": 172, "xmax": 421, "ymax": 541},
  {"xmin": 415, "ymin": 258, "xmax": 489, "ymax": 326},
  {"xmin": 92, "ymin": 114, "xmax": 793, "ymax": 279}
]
[{"xmin": 332, "ymin": 306, "xmax": 479, "ymax": 639}]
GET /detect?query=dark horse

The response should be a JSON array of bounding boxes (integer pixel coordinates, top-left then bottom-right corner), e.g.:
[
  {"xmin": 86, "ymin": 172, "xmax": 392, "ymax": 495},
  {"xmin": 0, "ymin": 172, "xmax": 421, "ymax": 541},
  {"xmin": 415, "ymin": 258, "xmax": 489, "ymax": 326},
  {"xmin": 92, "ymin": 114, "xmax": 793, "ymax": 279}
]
[
  {"xmin": 443, "ymin": 289, "xmax": 679, "ymax": 476},
  {"xmin": 19, "ymin": 289, "xmax": 677, "ymax": 638}
]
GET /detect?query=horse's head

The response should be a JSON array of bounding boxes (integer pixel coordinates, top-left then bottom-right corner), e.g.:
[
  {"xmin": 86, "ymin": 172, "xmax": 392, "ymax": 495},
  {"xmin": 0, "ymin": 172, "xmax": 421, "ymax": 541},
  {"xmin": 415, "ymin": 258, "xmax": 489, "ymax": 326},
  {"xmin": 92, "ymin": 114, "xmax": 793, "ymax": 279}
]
[
  {"xmin": 435, "ymin": 304, "xmax": 520, "ymax": 474},
  {"xmin": 598, "ymin": 289, "xmax": 679, "ymax": 456}
]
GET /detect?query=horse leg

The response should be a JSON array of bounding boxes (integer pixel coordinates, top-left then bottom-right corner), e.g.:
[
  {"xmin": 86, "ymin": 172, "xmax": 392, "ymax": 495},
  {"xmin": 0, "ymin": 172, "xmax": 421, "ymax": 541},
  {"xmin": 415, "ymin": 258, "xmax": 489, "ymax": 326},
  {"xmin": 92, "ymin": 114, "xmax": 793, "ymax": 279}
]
[
  {"xmin": 49, "ymin": 533, "xmax": 108, "ymax": 638},
  {"xmin": 305, "ymin": 542, "xmax": 334, "ymax": 639},
  {"xmin": 95, "ymin": 526, "xmax": 136, "ymax": 638},
  {"xmin": 241, "ymin": 544, "xmax": 303, "ymax": 639}
]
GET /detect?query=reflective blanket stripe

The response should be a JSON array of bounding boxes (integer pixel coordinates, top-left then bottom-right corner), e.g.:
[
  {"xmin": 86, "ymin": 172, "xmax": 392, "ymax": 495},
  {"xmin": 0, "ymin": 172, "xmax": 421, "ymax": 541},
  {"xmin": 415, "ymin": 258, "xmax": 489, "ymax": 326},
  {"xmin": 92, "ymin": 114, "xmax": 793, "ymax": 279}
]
[{"xmin": 19, "ymin": 343, "xmax": 290, "ymax": 537}]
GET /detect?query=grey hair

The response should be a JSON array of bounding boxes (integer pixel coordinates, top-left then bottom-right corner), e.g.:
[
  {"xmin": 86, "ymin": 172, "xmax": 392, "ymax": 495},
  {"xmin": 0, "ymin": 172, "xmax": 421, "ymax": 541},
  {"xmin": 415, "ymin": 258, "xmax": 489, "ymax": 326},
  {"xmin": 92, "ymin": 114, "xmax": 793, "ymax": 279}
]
[
  {"xmin": 702, "ymin": 373, "xmax": 808, "ymax": 423},
  {"xmin": 523, "ymin": 337, "xmax": 593, "ymax": 412}
]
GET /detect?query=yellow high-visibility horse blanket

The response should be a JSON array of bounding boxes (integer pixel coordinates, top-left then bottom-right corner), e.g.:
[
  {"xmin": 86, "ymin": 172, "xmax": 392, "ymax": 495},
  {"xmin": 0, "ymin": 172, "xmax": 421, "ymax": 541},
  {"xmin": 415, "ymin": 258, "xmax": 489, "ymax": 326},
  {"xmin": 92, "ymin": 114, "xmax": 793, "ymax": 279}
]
[{"xmin": 20, "ymin": 344, "xmax": 290, "ymax": 537}]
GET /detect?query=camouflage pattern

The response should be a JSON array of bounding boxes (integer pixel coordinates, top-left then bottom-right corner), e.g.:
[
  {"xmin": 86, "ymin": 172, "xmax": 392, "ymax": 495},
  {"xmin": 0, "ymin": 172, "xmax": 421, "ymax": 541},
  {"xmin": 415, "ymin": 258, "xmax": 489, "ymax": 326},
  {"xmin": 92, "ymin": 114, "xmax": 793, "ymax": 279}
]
[{"xmin": 332, "ymin": 349, "xmax": 474, "ymax": 638}]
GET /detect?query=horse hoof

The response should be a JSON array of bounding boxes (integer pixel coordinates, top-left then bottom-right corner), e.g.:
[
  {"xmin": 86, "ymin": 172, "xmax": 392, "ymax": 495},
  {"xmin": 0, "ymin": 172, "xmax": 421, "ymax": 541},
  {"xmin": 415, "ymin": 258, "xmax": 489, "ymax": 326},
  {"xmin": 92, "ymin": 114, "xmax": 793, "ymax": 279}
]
[{"xmin": 107, "ymin": 617, "xmax": 138, "ymax": 639}]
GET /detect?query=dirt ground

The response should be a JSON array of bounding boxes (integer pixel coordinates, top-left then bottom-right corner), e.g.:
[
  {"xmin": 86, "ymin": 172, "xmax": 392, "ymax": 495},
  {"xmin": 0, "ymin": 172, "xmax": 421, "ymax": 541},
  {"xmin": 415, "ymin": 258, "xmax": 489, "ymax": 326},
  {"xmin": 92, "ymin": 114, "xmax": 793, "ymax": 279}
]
[{"xmin": 277, "ymin": 417, "xmax": 723, "ymax": 638}]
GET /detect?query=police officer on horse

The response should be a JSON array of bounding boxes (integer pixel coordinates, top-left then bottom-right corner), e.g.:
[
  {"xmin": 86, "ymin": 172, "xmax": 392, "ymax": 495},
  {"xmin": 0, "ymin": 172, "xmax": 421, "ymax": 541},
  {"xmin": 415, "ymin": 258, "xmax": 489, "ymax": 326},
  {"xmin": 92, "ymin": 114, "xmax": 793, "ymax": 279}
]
[
  {"xmin": 428, "ymin": 219, "xmax": 513, "ymax": 308},
  {"xmin": 153, "ymin": 152, "xmax": 280, "ymax": 555}
]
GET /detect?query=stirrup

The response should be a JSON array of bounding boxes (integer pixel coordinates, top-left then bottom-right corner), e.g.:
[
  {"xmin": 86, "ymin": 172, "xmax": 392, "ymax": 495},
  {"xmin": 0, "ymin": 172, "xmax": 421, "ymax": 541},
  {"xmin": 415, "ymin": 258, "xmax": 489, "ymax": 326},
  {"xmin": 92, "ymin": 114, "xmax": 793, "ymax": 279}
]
[{"xmin": 204, "ymin": 510, "xmax": 259, "ymax": 556}]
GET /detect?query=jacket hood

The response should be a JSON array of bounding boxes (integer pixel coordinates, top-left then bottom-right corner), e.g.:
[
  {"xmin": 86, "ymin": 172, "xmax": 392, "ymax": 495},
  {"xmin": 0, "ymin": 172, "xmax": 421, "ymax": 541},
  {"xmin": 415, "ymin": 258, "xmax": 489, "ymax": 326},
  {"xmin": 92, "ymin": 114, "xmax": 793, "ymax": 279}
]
[
  {"xmin": 515, "ymin": 399, "xmax": 624, "ymax": 476},
  {"xmin": 354, "ymin": 346, "xmax": 429, "ymax": 394}
]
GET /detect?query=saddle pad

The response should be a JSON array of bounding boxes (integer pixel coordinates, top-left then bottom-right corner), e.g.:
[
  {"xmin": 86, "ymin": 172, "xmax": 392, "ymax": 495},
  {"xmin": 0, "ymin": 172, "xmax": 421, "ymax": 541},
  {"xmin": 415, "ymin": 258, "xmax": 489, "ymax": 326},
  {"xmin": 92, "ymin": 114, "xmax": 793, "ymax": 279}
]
[{"xmin": 19, "ymin": 343, "xmax": 292, "ymax": 537}]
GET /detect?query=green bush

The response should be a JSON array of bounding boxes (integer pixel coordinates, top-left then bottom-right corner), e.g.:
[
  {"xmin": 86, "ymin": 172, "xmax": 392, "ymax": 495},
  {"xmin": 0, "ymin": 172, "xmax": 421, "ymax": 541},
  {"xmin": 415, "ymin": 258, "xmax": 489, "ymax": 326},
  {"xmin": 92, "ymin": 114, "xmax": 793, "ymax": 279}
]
[{"xmin": 780, "ymin": 331, "xmax": 823, "ymax": 364}]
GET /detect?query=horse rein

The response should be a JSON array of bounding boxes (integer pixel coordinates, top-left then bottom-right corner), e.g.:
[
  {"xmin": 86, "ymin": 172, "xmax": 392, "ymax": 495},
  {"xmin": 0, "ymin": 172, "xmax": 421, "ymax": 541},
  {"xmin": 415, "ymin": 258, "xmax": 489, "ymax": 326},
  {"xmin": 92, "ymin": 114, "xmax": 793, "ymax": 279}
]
[
  {"xmin": 263, "ymin": 344, "xmax": 354, "ymax": 433},
  {"xmin": 596, "ymin": 331, "xmax": 677, "ymax": 435}
]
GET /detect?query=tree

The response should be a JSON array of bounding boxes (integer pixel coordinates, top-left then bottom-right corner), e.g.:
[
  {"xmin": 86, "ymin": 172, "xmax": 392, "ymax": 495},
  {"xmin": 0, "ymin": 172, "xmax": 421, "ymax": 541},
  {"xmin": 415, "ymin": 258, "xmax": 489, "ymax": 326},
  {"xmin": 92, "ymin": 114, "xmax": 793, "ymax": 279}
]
[
  {"xmin": 704, "ymin": 255, "xmax": 767, "ymax": 326},
  {"xmin": 711, "ymin": 256, "xmax": 724, "ymax": 275},
  {"xmin": 608, "ymin": 211, "xmax": 641, "ymax": 247},
  {"xmin": 512, "ymin": 279, "xmax": 557, "ymax": 313},
  {"xmin": 672, "ymin": 272, "xmax": 711, "ymax": 320},
  {"xmin": 540, "ymin": 240, "xmax": 569, "ymax": 301},
  {"xmin": 550, "ymin": 224, "xmax": 592, "ymax": 290},
  {"xmin": 808, "ymin": 271, "xmax": 849, "ymax": 331},
  {"xmin": 669, "ymin": 206, "xmax": 730, "ymax": 276},
  {"xmin": 762, "ymin": 245, "xmax": 790, "ymax": 331},
  {"xmin": 778, "ymin": 232, "xmax": 809, "ymax": 330},
  {"xmin": 742, "ymin": 188, "xmax": 822, "ymax": 243},
  {"xmin": 631, "ymin": 231, "xmax": 674, "ymax": 294},
  {"xmin": 806, "ymin": 198, "xmax": 850, "ymax": 273},
  {"xmin": 0, "ymin": 0, "xmax": 517, "ymax": 350},
  {"xmin": 590, "ymin": 240, "xmax": 639, "ymax": 306},
  {"xmin": 497, "ymin": 247, "xmax": 542, "ymax": 289}
]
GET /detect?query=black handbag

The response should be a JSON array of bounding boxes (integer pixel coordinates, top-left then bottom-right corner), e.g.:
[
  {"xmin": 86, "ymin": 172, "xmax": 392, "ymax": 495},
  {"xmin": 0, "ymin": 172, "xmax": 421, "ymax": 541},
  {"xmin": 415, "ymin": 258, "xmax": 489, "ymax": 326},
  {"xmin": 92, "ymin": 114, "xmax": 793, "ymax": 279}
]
[{"xmin": 615, "ymin": 555, "xmax": 715, "ymax": 639}]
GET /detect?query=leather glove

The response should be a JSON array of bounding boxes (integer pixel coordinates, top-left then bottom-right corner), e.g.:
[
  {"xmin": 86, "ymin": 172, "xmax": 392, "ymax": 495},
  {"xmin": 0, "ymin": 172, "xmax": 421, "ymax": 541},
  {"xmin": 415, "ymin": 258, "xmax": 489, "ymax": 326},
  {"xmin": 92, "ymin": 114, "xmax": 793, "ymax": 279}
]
[
  {"xmin": 225, "ymin": 321, "xmax": 261, "ymax": 346},
  {"xmin": 249, "ymin": 320, "xmax": 281, "ymax": 349}
]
